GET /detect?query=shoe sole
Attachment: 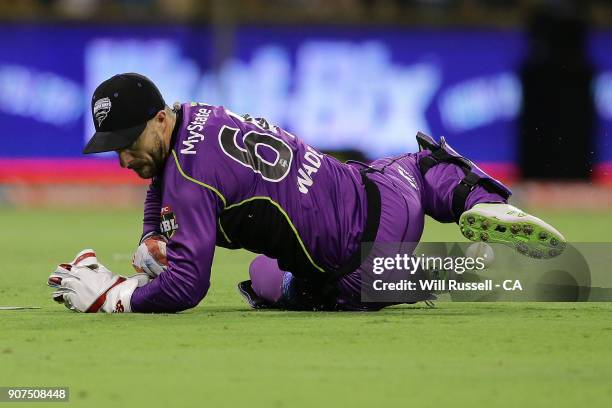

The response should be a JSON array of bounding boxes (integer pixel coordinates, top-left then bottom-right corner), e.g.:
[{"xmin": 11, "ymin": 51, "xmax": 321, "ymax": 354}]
[{"xmin": 458, "ymin": 211, "xmax": 566, "ymax": 259}]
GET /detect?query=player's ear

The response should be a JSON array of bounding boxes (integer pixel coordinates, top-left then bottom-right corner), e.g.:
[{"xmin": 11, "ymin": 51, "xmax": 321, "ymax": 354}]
[
  {"xmin": 154, "ymin": 109, "xmax": 166, "ymax": 123},
  {"xmin": 151, "ymin": 109, "xmax": 167, "ymax": 133}
]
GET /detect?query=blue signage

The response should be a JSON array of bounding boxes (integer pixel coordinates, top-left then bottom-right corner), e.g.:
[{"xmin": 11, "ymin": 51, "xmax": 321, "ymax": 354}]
[
  {"xmin": 590, "ymin": 30, "xmax": 612, "ymax": 165},
  {"xmin": 0, "ymin": 24, "xmax": 526, "ymax": 165}
]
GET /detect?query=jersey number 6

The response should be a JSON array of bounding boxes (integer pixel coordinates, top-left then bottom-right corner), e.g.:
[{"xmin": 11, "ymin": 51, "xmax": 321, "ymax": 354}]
[{"xmin": 218, "ymin": 125, "xmax": 293, "ymax": 182}]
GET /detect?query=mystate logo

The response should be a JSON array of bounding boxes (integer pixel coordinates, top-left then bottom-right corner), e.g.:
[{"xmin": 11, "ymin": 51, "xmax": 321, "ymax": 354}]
[
  {"xmin": 160, "ymin": 205, "xmax": 179, "ymax": 239},
  {"xmin": 180, "ymin": 105, "xmax": 211, "ymax": 155},
  {"xmin": 93, "ymin": 97, "xmax": 112, "ymax": 127}
]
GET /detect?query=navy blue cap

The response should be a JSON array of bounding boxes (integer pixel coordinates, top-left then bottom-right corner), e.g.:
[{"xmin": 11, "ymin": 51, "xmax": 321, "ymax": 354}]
[{"xmin": 83, "ymin": 73, "xmax": 165, "ymax": 154}]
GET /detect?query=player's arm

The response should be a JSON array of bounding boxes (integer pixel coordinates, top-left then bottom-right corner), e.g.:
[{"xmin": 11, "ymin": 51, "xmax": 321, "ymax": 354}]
[
  {"xmin": 129, "ymin": 184, "xmax": 222, "ymax": 313},
  {"xmin": 141, "ymin": 177, "xmax": 163, "ymax": 239},
  {"xmin": 132, "ymin": 176, "xmax": 168, "ymax": 277},
  {"xmin": 47, "ymin": 180, "xmax": 221, "ymax": 313}
]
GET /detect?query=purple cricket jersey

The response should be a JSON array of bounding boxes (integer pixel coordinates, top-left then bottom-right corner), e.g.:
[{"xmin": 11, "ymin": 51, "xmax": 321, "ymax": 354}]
[{"xmin": 131, "ymin": 103, "xmax": 368, "ymax": 312}]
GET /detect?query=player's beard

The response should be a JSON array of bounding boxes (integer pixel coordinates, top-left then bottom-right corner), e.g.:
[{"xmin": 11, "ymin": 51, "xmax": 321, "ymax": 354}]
[
  {"xmin": 139, "ymin": 134, "xmax": 167, "ymax": 179},
  {"xmin": 125, "ymin": 127, "xmax": 169, "ymax": 179}
]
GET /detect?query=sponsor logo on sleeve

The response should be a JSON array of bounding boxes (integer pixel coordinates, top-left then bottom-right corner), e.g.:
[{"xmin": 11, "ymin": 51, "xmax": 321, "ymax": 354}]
[{"xmin": 160, "ymin": 205, "xmax": 179, "ymax": 239}]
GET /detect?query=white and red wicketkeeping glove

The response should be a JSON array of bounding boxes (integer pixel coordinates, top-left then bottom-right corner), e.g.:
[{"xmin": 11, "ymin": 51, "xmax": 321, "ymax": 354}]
[
  {"xmin": 132, "ymin": 233, "xmax": 168, "ymax": 278},
  {"xmin": 48, "ymin": 249, "xmax": 149, "ymax": 313}
]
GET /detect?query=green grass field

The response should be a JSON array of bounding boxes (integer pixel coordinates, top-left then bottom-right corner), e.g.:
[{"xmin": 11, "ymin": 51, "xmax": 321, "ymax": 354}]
[{"xmin": 1, "ymin": 208, "xmax": 611, "ymax": 407}]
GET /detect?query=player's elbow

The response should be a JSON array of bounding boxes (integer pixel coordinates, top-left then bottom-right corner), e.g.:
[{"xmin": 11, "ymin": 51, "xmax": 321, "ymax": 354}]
[
  {"xmin": 157, "ymin": 270, "xmax": 210, "ymax": 312},
  {"xmin": 174, "ymin": 283, "xmax": 209, "ymax": 311}
]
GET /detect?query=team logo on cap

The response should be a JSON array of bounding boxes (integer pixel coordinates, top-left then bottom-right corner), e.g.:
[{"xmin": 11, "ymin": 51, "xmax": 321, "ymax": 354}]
[
  {"xmin": 93, "ymin": 97, "xmax": 112, "ymax": 127},
  {"xmin": 160, "ymin": 205, "xmax": 179, "ymax": 239}
]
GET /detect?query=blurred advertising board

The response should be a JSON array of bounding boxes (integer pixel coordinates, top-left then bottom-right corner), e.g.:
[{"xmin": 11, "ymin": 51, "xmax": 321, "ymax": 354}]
[{"xmin": 0, "ymin": 24, "xmax": 607, "ymax": 183}]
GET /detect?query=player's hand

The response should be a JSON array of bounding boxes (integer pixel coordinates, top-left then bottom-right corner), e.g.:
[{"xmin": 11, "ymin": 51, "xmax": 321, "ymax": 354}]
[
  {"xmin": 47, "ymin": 249, "xmax": 146, "ymax": 313},
  {"xmin": 132, "ymin": 233, "xmax": 168, "ymax": 278}
]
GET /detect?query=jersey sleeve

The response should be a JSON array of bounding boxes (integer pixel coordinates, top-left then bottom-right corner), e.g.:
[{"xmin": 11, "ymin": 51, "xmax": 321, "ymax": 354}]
[
  {"xmin": 141, "ymin": 177, "xmax": 163, "ymax": 240},
  {"xmin": 130, "ymin": 179, "xmax": 222, "ymax": 313}
]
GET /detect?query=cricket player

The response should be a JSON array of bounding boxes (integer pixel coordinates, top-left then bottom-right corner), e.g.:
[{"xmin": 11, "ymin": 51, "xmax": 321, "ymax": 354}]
[{"xmin": 47, "ymin": 73, "xmax": 566, "ymax": 313}]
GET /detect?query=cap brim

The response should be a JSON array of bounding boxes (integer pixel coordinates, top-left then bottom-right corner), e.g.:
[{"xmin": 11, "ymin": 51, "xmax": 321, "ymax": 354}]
[{"xmin": 83, "ymin": 122, "xmax": 147, "ymax": 154}]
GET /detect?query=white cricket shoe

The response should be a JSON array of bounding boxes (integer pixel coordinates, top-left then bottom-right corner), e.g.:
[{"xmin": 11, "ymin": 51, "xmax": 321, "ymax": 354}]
[{"xmin": 459, "ymin": 203, "xmax": 566, "ymax": 259}]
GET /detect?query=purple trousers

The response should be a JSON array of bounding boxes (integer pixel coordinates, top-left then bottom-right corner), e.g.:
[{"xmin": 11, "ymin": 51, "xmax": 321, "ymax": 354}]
[{"xmin": 249, "ymin": 151, "xmax": 506, "ymax": 311}]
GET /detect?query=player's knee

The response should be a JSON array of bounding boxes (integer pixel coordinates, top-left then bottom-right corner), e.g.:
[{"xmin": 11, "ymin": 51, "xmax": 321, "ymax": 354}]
[
  {"xmin": 249, "ymin": 255, "xmax": 284, "ymax": 303},
  {"xmin": 249, "ymin": 255, "xmax": 279, "ymax": 279}
]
